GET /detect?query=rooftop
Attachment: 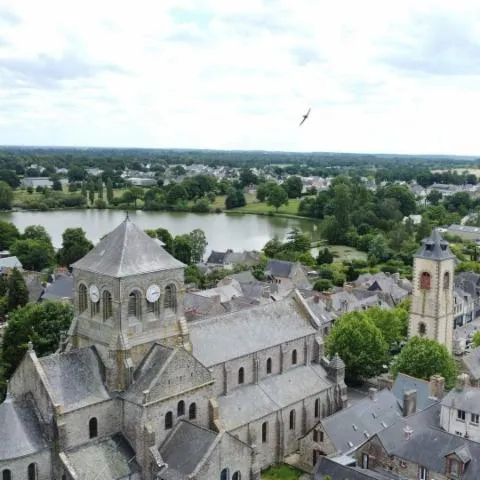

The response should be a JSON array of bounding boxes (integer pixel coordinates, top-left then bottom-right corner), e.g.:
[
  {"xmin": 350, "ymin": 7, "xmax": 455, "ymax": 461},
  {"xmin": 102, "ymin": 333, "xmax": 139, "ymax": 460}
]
[{"xmin": 414, "ymin": 229, "xmax": 456, "ymax": 261}]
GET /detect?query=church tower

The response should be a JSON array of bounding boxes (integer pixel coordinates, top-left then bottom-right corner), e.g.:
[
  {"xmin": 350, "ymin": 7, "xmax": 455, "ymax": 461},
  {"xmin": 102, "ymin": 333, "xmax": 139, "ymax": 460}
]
[
  {"xmin": 408, "ymin": 229, "xmax": 455, "ymax": 353},
  {"xmin": 67, "ymin": 217, "xmax": 190, "ymax": 391}
]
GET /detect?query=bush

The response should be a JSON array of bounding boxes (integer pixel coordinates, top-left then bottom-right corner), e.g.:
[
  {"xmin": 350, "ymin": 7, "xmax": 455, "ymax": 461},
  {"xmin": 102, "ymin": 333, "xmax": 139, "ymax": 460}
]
[
  {"xmin": 94, "ymin": 199, "xmax": 107, "ymax": 209},
  {"xmin": 313, "ymin": 279, "xmax": 332, "ymax": 291}
]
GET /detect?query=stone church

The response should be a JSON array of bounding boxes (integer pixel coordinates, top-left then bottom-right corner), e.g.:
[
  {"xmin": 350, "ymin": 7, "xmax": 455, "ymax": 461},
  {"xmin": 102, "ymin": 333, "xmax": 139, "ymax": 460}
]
[{"xmin": 0, "ymin": 218, "xmax": 347, "ymax": 480}]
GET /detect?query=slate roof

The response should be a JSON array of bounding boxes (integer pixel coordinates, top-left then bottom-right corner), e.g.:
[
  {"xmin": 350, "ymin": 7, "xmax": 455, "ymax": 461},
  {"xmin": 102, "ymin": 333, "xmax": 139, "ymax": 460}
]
[
  {"xmin": 71, "ymin": 217, "xmax": 184, "ymax": 277},
  {"xmin": 441, "ymin": 386, "xmax": 480, "ymax": 415},
  {"xmin": 228, "ymin": 271, "xmax": 256, "ymax": 283},
  {"xmin": 39, "ymin": 346, "xmax": 110, "ymax": 412},
  {"xmin": 0, "ymin": 394, "xmax": 48, "ymax": 460},
  {"xmin": 305, "ymin": 297, "xmax": 337, "ymax": 325},
  {"xmin": 218, "ymin": 364, "xmax": 331, "ymax": 430},
  {"xmin": 314, "ymin": 457, "xmax": 403, "ymax": 480},
  {"xmin": 206, "ymin": 250, "xmax": 227, "ymax": 264},
  {"xmin": 392, "ymin": 373, "xmax": 438, "ymax": 412},
  {"xmin": 159, "ymin": 421, "xmax": 218, "ymax": 479},
  {"xmin": 62, "ymin": 434, "xmax": 140, "ymax": 480},
  {"xmin": 265, "ymin": 259, "xmax": 297, "ymax": 278},
  {"xmin": 0, "ymin": 255, "xmax": 22, "ymax": 271},
  {"xmin": 414, "ymin": 229, "xmax": 456, "ymax": 261},
  {"xmin": 188, "ymin": 293, "xmax": 317, "ymax": 366},
  {"xmin": 374, "ymin": 403, "xmax": 480, "ymax": 480},
  {"xmin": 320, "ymin": 389, "xmax": 401, "ymax": 453},
  {"xmin": 462, "ymin": 347, "xmax": 480, "ymax": 380},
  {"xmin": 41, "ymin": 274, "xmax": 74, "ymax": 301}
]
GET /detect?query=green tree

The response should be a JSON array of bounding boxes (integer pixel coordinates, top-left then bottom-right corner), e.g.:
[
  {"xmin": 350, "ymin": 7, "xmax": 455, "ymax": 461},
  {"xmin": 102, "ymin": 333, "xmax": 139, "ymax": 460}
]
[
  {"xmin": 317, "ymin": 248, "xmax": 334, "ymax": 265},
  {"xmin": 283, "ymin": 175, "xmax": 303, "ymax": 198},
  {"xmin": 173, "ymin": 235, "xmax": 192, "ymax": 264},
  {"xmin": 239, "ymin": 168, "xmax": 258, "ymax": 187},
  {"xmin": 51, "ymin": 177, "xmax": 62, "ymax": 191},
  {"xmin": 88, "ymin": 181, "xmax": 95, "ymax": 204},
  {"xmin": 285, "ymin": 228, "xmax": 311, "ymax": 253},
  {"xmin": 256, "ymin": 182, "xmax": 270, "ymax": 202},
  {"xmin": 0, "ymin": 181, "xmax": 13, "ymax": 210},
  {"xmin": 97, "ymin": 177, "xmax": 104, "ymax": 200},
  {"xmin": 106, "ymin": 177, "xmax": 114, "ymax": 203},
  {"xmin": 1, "ymin": 301, "xmax": 73, "ymax": 378},
  {"xmin": 57, "ymin": 228, "xmax": 93, "ymax": 266},
  {"xmin": 81, "ymin": 181, "xmax": 87, "ymax": 198},
  {"xmin": 23, "ymin": 225, "xmax": 53, "ymax": 246},
  {"xmin": 68, "ymin": 165, "xmax": 87, "ymax": 182},
  {"xmin": 267, "ymin": 185, "xmax": 288, "ymax": 212},
  {"xmin": 391, "ymin": 336, "xmax": 457, "ymax": 389},
  {"xmin": 128, "ymin": 186, "xmax": 144, "ymax": 208},
  {"xmin": 0, "ymin": 169, "xmax": 20, "ymax": 188},
  {"xmin": 326, "ymin": 312, "xmax": 389, "ymax": 383},
  {"xmin": 166, "ymin": 184, "xmax": 188, "ymax": 206},
  {"xmin": 0, "ymin": 221, "xmax": 20, "ymax": 250},
  {"xmin": 366, "ymin": 307, "xmax": 406, "ymax": 350},
  {"xmin": 7, "ymin": 267, "xmax": 29, "ymax": 311},
  {"xmin": 10, "ymin": 239, "xmax": 54, "ymax": 271},
  {"xmin": 155, "ymin": 228, "xmax": 174, "ymax": 253},
  {"xmin": 313, "ymin": 278, "xmax": 332, "ymax": 291},
  {"xmin": 188, "ymin": 229, "xmax": 208, "ymax": 263},
  {"xmin": 473, "ymin": 331, "xmax": 480, "ymax": 347},
  {"xmin": 426, "ymin": 189, "xmax": 442, "ymax": 205},
  {"xmin": 225, "ymin": 189, "xmax": 246, "ymax": 209}
]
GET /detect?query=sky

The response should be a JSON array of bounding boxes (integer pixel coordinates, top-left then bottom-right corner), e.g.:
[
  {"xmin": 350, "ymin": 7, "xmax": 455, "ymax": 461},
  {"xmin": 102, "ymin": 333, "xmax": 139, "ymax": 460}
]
[{"xmin": 1, "ymin": 0, "xmax": 480, "ymax": 155}]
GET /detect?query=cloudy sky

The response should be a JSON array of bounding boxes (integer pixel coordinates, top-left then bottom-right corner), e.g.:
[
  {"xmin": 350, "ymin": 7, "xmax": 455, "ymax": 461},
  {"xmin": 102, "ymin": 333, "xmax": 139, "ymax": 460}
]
[{"xmin": 1, "ymin": 0, "xmax": 480, "ymax": 154}]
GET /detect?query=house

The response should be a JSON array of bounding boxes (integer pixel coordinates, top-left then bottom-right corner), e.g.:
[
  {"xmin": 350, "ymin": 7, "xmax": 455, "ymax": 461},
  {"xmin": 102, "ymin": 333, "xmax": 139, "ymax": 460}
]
[
  {"xmin": 462, "ymin": 348, "xmax": 480, "ymax": 387},
  {"xmin": 0, "ymin": 256, "xmax": 22, "ymax": 274},
  {"xmin": 356, "ymin": 398, "xmax": 480, "ymax": 480},
  {"xmin": 265, "ymin": 259, "xmax": 310, "ymax": 290},
  {"xmin": 390, "ymin": 373, "xmax": 444, "ymax": 412},
  {"xmin": 305, "ymin": 295, "xmax": 337, "ymax": 336},
  {"xmin": 21, "ymin": 177, "xmax": 53, "ymax": 188},
  {"xmin": 455, "ymin": 272, "xmax": 480, "ymax": 318},
  {"xmin": 447, "ymin": 224, "xmax": 480, "ymax": 241},
  {"xmin": 453, "ymin": 286, "xmax": 475, "ymax": 328},
  {"xmin": 299, "ymin": 388, "xmax": 401, "ymax": 470},
  {"xmin": 440, "ymin": 374, "xmax": 480, "ymax": 441},
  {"xmin": 206, "ymin": 250, "xmax": 228, "ymax": 265},
  {"xmin": 353, "ymin": 272, "xmax": 411, "ymax": 305}
]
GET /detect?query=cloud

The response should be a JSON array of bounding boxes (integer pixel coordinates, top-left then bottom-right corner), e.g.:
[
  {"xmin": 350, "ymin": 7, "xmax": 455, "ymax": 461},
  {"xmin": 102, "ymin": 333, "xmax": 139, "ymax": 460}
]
[{"xmin": 0, "ymin": 0, "xmax": 480, "ymax": 154}]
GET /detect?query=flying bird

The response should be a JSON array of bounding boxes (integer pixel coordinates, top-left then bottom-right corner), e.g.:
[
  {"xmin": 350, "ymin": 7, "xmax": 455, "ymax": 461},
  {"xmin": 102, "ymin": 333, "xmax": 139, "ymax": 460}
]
[{"xmin": 299, "ymin": 107, "xmax": 311, "ymax": 126}]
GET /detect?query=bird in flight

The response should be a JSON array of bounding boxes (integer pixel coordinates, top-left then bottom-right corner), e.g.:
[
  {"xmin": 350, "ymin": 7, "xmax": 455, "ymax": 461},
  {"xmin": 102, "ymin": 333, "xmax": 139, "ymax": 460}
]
[{"xmin": 299, "ymin": 107, "xmax": 311, "ymax": 126}]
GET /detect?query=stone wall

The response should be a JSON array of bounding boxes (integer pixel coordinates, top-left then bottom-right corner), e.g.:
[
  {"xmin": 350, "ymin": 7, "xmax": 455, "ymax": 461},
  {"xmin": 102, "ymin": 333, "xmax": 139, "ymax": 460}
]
[{"xmin": 0, "ymin": 450, "xmax": 51, "ymax": 480}]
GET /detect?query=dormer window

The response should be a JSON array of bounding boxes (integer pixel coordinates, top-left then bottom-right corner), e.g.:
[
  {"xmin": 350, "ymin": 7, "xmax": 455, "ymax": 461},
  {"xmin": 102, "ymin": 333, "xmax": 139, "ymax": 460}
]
[{"xmin": 447, "ymin": 458, "xmax": 461, "ymax": 476}]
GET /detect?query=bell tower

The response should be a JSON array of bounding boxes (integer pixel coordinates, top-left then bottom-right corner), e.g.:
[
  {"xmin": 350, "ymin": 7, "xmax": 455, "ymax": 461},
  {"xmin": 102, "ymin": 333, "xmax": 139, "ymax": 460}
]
[
  {"xmin": 408, "ymin": 229, "xmax": 455, "ymax": 353},
  {"xmin": 68, "ymin": 217, "xmax": 191, "ymax": 391}
]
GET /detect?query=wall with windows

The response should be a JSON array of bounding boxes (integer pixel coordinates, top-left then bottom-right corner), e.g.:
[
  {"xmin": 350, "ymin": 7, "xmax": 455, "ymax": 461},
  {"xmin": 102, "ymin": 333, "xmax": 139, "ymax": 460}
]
[
  {"xmin": 440, "ymin": 403, "xmax": 480, "ymax": 442},
  {"xmin": 0, "ymin": 451, "xmax": 51, "ymax": 480}
]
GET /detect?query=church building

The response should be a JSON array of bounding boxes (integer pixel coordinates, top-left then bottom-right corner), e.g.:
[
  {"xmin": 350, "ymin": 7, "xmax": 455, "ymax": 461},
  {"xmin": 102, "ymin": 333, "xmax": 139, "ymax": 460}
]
[
  {"xmin": 0, "ymin": 218, "xmax": 347, "ymax": 480},
  {"xmin": 408, "ymin": 229, "xmax": 456, "ymax": 353}
]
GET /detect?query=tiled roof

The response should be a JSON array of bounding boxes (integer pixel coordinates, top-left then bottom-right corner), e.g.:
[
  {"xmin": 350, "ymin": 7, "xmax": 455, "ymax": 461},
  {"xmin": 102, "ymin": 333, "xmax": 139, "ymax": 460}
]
[
  {"xmin": 72, "ymin": 217, "xmax": 184, "ymax": 277},
  {"xmin": 414, "ymin": 229, "xmax": 456, "ymax": 261},
  {"xmin": 392, "ymin": 373, "xmax": 438, "ymax": 412}
]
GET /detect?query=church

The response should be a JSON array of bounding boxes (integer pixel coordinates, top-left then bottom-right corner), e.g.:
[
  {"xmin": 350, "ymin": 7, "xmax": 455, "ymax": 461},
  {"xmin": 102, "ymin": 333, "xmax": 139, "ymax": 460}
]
[{"xmin": 0, "ymin": 218, "xmax": 347, "ymax": 480}]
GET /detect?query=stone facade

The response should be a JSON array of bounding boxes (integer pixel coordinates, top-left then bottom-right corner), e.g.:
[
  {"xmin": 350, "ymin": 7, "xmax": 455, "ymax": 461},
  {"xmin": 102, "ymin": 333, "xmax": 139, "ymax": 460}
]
[{"xmin": 0, "ymin": 218, "xmax": 345, "ymax": 480}]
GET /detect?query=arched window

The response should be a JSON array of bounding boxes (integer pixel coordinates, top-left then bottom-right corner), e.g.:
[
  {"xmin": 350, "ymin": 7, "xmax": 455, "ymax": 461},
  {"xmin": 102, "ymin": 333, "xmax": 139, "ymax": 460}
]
[
  {"xmin": 164, "ymin": 284, "xmax": 177, "ymax": 312},
  {"xmin": 443, "ymin": 271, "xmax": 450, "ymax": 290},
  {"xmin": 165, "ymin": 411, "xmax": 173, "ymax": 429},
  {"xmin": 91, "ymin": 298, "xmax": 100, "ymax": 317},
  {"xmin": 420, "ymin": 271, "xmax": 431, "ymax": 290},
  {"xmin": 128, "ymin": 291, "xmax": 141, "ymax": 318},
  {"xmin": 102, "ymin": 290, "xmax": 112, "ymax": 321},
  {"xmin": 292, "ymin": 349, "xmax": 297, "ymax": 365},
  {"xmin": 89, "ymin": 417, "xmax": 98, "ymax": 438},
  {"xmin": 289, "ymin": 409, "xmax": 296, "ymax": 430},
  {"xmin": 262, "ymin": 421, "xmax": 268, "ymax": 443},
  {"xmin": 418, "ymin": 322, "xmax": 427, "ymax": 336},
  {"xmin": 220, "ymin": 468, "xmax": 230, "ymax": 480},
  {"xmin": 147, "ymin": 298, "xmax": 160, "ymax": 316},
  {"xmin": 177, "ymin": 400, "xmax": 185, "ymax": 417},
  {"xmin": 315, "ymin": 399, "xmax": 320, "ymax": 418},
  {"xmin": 232, "ymin": 472, "xmax": 241, "ymax": 480},
  {"xmin": 78, "ymin": 284, "xmax": 87, "ymax": 313},
  {"xmin": 2, "ymin": 470, "xmax": 11, "ymax": 480},
  {"xmin": 189, "ymin": 402, "xmax": 197, "ymax": 420},
  {"xmin": 266, "ymin": 357, "xmax": 272, "ymax": 374},
  {"xmin": 28, "ymin": 463, "xmax": 37, "ymax": 480},
  {"xmin": 238, "ymin": 367, "xmax": 245, "ymax": 384}
]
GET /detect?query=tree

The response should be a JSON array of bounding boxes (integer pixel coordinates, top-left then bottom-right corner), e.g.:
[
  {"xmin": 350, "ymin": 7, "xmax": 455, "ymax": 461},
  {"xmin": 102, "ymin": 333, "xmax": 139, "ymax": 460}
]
[
  {"xmin": 1, "ymin": 301, "xmax": 73, "ymax": 378},
  {"xmin": 267, "ymin": 185, "xmax": 288, "ymax": 212},
  {"xmin": 68, "ymin": 165, "xmax": 86, "ymax": 182},
  {"xmin": 188, "ymin": 229, "xmax": 208, "ymax": 263},
  {"xmin": 256, "ymin": 182, "xmax": 270, "ymax": 202},
  {"xmin": 473, "ymin": 331, "xmax": 480, "ymax": 348},
  {"xmin": 23, "ymin": 225, "xmax": 53, "ymax": 246},
  {"xmin": 166, "ymin": 184, "xmax": 188, "ymax": 206},
  {"xmin": 97, "ymin": 177, "xmax": 104, "ymax": 199},
  {"xmin": 285, "ymin": 227, "xmax": 310, "ymax": 253},
  {"xmin": 326, "ymin": 312, "xmax": 389, "ymax": 383},
  {"xmin": 7, "ymin": 267, "xmax": 29, "ymax": 311},
  {"xmin": 0, "ymin": 169, "xmax": 20, "ymax": 188},
  {"xmin": 173, "ymin": 235, "xmax": 192, "ymax": 264},
  {"xmin": 283, "ymin": 176, "xmax": 303, "ymax": 198},
  {"xmin": 391, "ymin": 336, "xmax": 457, "ymax": 389},
  {"xmin": 155, "ymin": 228, "xmax": 174, "ymax": 253},
  {"xmin": 51, "ymin": 177, "xmax": 62, "ymax": 191},
  {"xmin": 57, "ymin": 228, "xmax": 93, "ymax": 266},
  {"xmin": 106, "ymin": 177, "xmax": 114, "ymax": 204},
  {"xmin": 239, "ymin": 168, "xmax": 258, "ymax": 187},
  {"xmin": 0, "ymin": 221, "xmax": 19, "ymax": 250},
  {"xmin": 366, "ymin": 306, "xmax": 407, "ymax": 350},
  {"xmin": 313, "ymin": 279, "xmax": 332, "ymax": 291},
  {"xmin": 88, "ymin": 181, "xmax": 95, "ymax": 204},
  {"xmin": 81, "ymin": 181, "xmax": 87, "ymax": 198},
  {"xmin": 317, "ymin": 248, "xmax": 334, "ymax": 265},
  {"xmin": 10, "ymin": 239, "xmax": 54, "ymax": 271},
  {"xmin": 225, "ymin": 189, "xmax": 246, "ymax": 209},
  {"xmin": 0, "ymin": 181, "xmax": 13, "ymax": 210},
  {"xmin": 426, "ymin": 189, "xmax": 442, "ymax": 205}
]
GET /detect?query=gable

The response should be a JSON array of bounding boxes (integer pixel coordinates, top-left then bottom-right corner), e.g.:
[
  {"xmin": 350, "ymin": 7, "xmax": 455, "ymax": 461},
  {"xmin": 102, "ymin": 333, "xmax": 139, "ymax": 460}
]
[{"xmin": 126, "ymin": 344, "xmax": 213, "ymax": 403}]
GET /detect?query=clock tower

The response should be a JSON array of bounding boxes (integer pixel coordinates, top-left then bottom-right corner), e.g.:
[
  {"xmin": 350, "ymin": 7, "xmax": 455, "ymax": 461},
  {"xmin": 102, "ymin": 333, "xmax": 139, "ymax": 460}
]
[{"xmin": 68, "ymin": 217, "xmax": 190, "ymax": 391}]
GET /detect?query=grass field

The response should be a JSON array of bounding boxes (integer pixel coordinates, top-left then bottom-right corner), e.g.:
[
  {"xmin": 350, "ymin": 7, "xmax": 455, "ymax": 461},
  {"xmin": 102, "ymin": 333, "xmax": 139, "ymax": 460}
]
[
  {"xmin": 232, "ymin": 198, "xmax": 302, "ymax": 215},
  {"xmin": 261, "ymin": 464, "xmax": 303, "ymax": 480},
  {"xmin": 329, "ymin": 245, "xmax": 367, "ymax": 262}
]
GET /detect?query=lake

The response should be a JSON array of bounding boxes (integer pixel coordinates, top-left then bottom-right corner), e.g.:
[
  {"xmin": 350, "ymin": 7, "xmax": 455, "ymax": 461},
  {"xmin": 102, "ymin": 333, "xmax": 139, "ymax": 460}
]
[{"xmin": 0, "ymin": 210, "xmax": 322, "ymax": 253}]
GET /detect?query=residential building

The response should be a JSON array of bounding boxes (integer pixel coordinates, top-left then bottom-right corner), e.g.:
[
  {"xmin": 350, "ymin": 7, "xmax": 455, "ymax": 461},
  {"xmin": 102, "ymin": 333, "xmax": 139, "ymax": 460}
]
[{"xmin": 265, "ymin": 259, "xmax": 310, "ymax": 291}]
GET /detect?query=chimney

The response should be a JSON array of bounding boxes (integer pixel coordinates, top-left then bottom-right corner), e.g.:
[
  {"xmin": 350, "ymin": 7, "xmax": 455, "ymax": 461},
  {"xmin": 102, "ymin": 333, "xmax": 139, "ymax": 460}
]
[
  {"xmin": 368, "ymin": 387, "xmax": 378, "ymax": 401},
  {"xmin": 403, "ymin": 389, "xmax": 417, "ymax": 417},
  {"xmin": 313, "ymin": 294, "xmax": 320, "ymax": 304},
  {"xmin": 323, "ymin": 292, "xmax": 333, "ymax": 311},
  {"xmin": 456, "ymin": 373, "xmax": 470, "ymax": 391},
  {"xmin": 429, "ymin": 374, "xmax": 445, "ymax": 399}
]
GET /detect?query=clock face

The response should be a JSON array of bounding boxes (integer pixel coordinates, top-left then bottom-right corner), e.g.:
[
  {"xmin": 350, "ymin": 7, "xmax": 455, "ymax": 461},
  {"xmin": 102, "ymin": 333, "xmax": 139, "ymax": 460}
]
[
  {"xmin": 146, "ymin": 284, "xmax": 161, "ymax": 303},
  {"xmin": 89, "ymin": 285, "xmax": 100, "ymax": 303}
]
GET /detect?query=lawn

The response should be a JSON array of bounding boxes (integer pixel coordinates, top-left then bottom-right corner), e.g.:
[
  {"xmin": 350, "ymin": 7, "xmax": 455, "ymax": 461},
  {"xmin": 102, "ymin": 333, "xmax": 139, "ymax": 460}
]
[
  {"xmin": 232, "ymin": 198, "xmax": 302, "ymax": 216},
  {"xmin": 261, "ymin": 464, "xmax": 303, "ymax": 480},
  {"xmin": 328, "ymin": 245, "xmax": 367, "ymax": 263}
]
